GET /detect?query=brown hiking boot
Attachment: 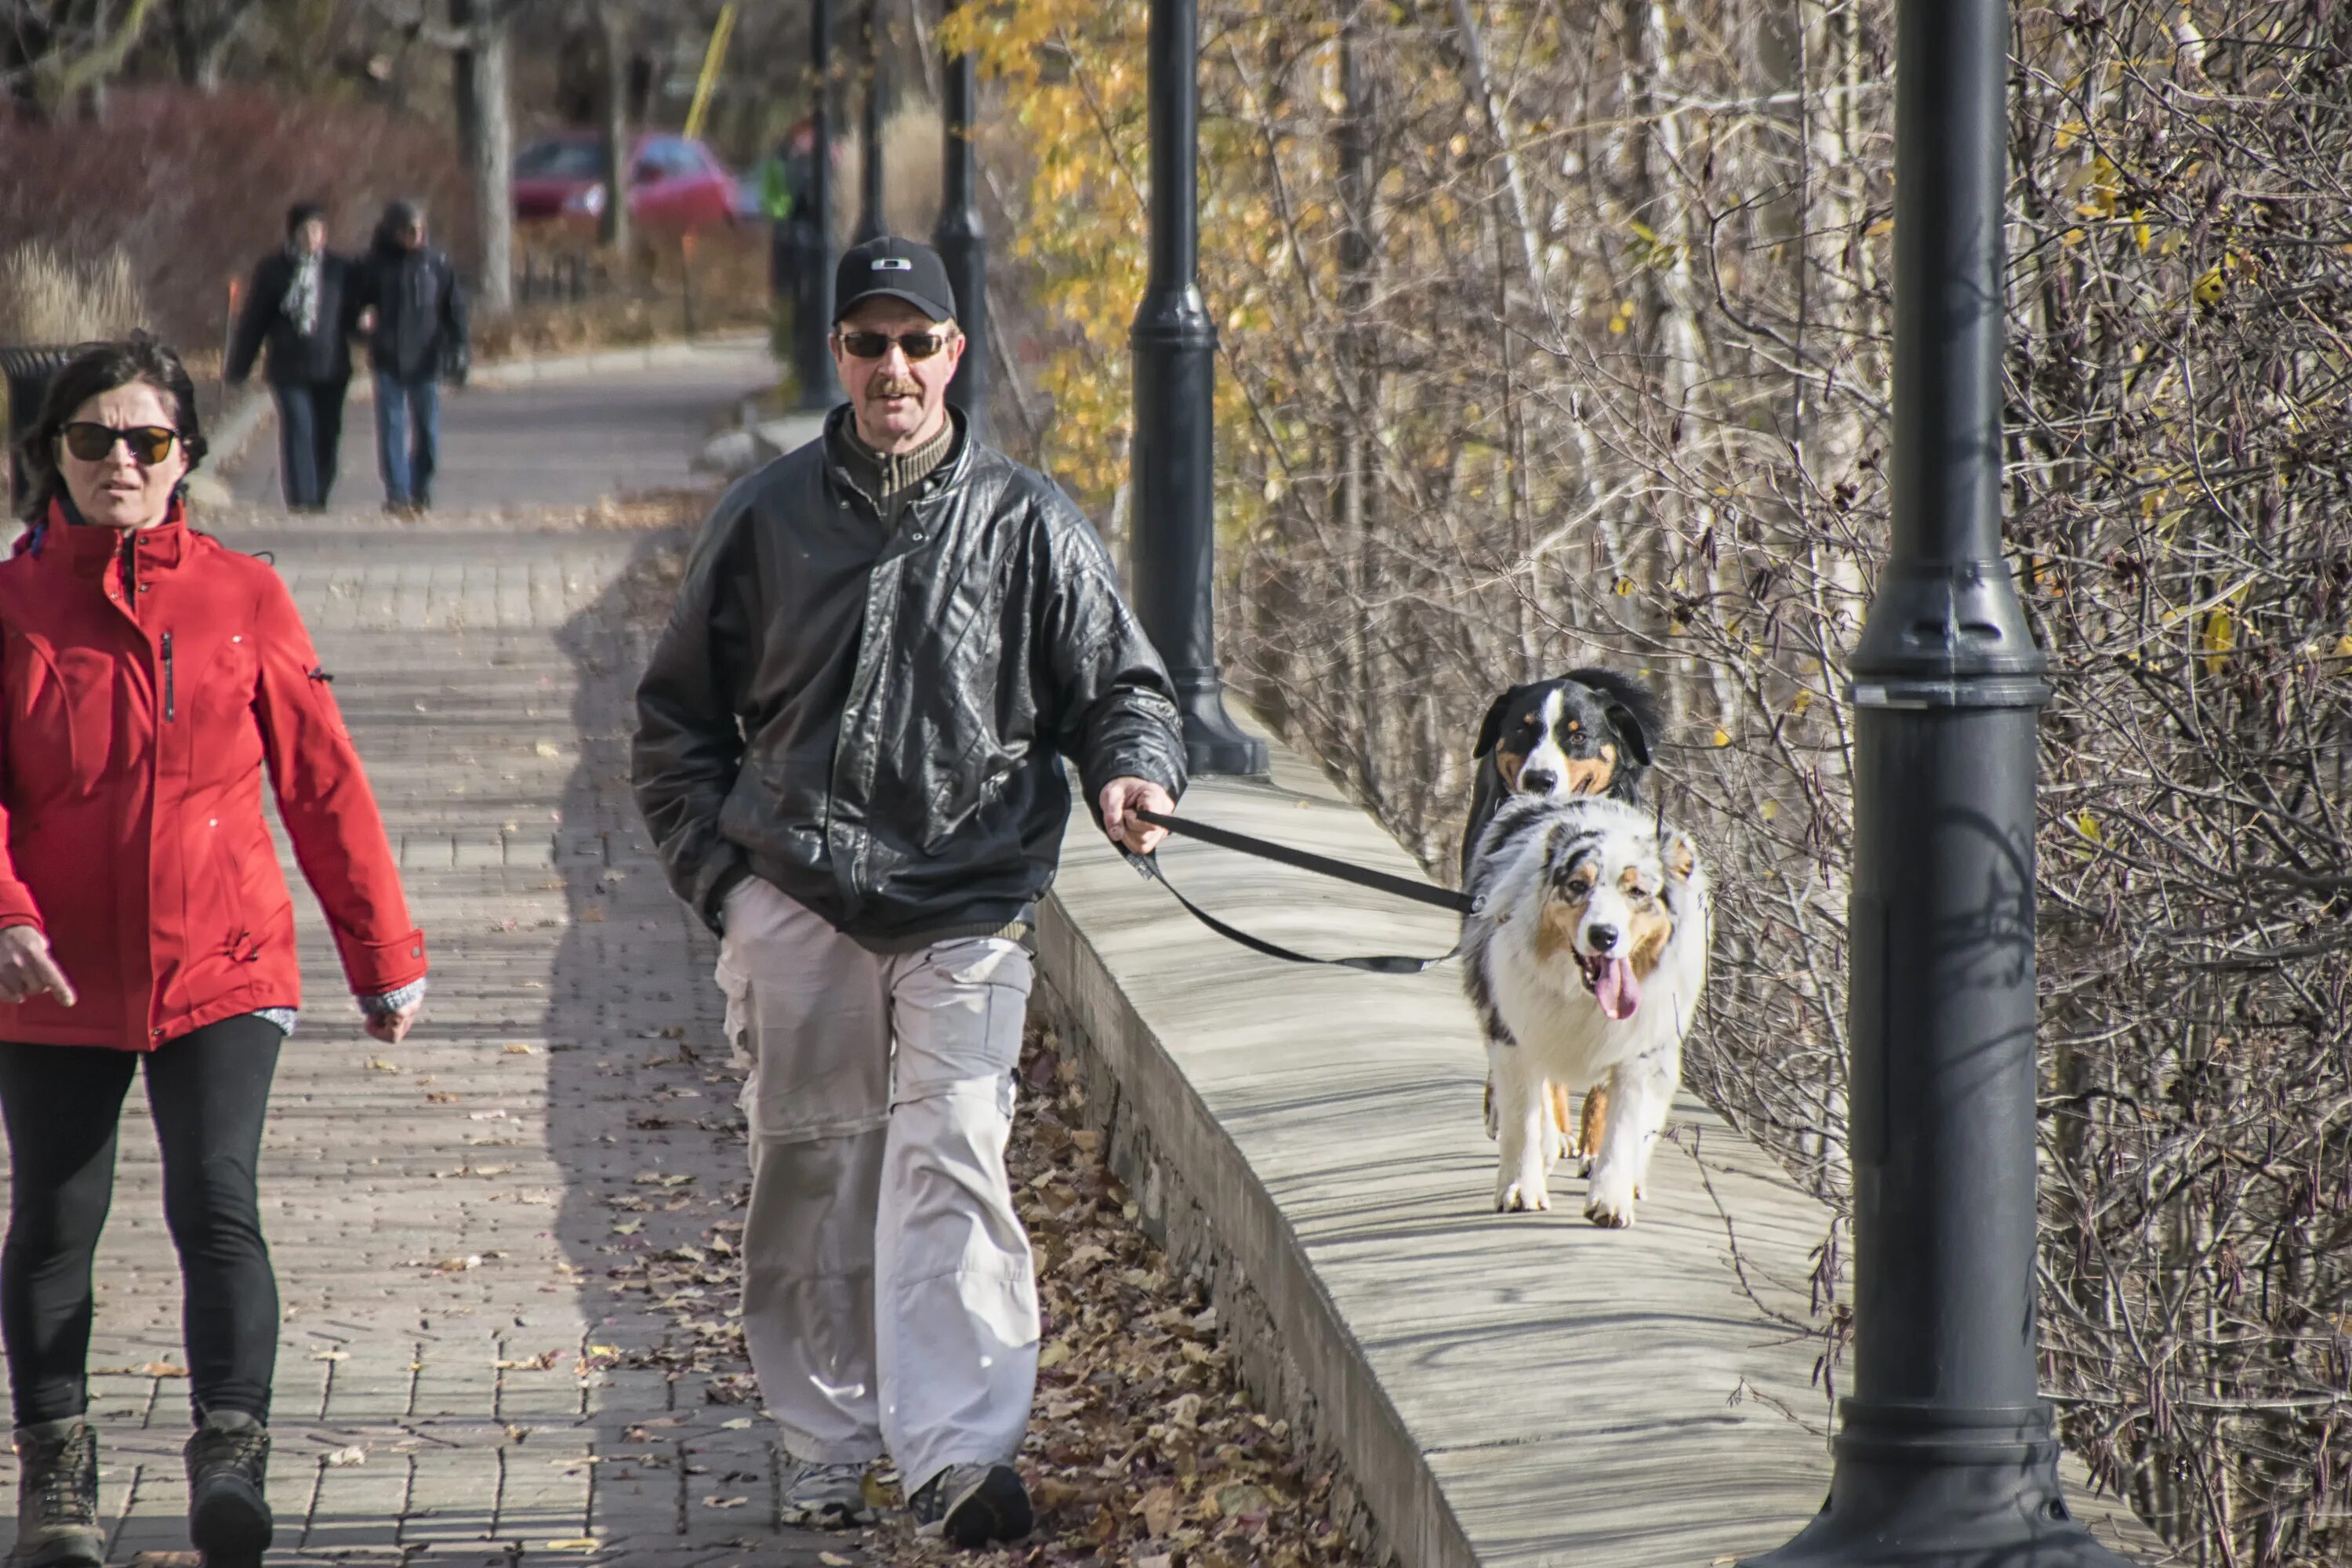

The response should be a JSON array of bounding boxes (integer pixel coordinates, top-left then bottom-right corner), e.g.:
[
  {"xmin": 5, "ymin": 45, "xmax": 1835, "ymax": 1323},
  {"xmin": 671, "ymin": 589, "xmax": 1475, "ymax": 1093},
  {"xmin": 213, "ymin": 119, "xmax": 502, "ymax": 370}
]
[{"xmin": 9, "ymin": 1417, "xmax": 103, "ymax": 1568}]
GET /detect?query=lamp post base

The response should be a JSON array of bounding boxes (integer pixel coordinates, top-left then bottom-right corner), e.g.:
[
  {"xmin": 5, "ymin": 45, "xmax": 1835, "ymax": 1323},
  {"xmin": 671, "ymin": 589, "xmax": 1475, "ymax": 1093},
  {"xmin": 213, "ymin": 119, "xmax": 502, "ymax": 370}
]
[
  {"xmin": 1170, "ymin": 666, "xmax": 1268, "ymax": 777},
  {"xmin": 1743, "ymin": 1405, "xmax": 2140, "ymax": 1568}
]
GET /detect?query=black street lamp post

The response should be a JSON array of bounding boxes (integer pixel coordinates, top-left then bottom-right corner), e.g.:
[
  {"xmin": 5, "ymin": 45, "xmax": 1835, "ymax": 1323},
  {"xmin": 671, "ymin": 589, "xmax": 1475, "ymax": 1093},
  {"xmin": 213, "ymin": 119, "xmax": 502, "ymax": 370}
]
[
  {"xmin": 853, "ymin": 0, "xmax": 885, "ymax": 245},
  {"xmin": 935, "ymin": 0, "xmax": 988, "ymax": 437},
  {"xmin": 1129, "ymin": 0, "xmax": 1266, "ymax": 777},
  {"xmin": 1744, "ymin": 5, "xmax": 2134, "ymax": 1564},
  {"xmin": 791, "ymin": 0, "xmax": 841, "ymax": 410}
]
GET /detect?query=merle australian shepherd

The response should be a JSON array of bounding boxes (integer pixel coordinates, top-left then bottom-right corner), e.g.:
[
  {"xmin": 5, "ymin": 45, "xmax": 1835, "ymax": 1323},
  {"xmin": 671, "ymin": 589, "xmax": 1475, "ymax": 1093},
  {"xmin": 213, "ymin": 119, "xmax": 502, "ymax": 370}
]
[
  {"xmin": 1458, "ymin": 671, "xmax": 1712, "ymax": 1226},
  {"xmin": 1461, "ymin": 670, "xmax": 1661, "ymax": 1169}
]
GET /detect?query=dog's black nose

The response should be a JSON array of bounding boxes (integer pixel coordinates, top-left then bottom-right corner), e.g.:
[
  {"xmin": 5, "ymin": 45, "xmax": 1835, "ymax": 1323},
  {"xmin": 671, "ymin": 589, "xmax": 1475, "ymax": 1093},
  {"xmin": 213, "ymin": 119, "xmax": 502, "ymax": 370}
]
[
  {"xmin": 1519, "ymin": 768, "xmax": 1559, "ymax": 794},
  {"xmin": 1585, "ymin": 923, "xmax": 1621, "ymax": 953}
]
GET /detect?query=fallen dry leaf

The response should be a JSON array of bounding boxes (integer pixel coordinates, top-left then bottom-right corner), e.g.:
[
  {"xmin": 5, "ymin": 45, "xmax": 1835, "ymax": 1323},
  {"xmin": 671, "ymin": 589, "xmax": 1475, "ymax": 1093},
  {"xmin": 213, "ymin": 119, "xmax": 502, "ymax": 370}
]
[
  {"xmin": 503, "ymin": 1042, "xmax": 536, "ymax": 1055},
  {"xmin": 819, "ymin": 1555, "xmax": 854, "ymax": 1566},
  {"xmin": 1141, "ymin": 1485, "xmax": 1183, "ymax": 1537},
  {"xmin": 701, "ymin": 1495, "xmax": 748, "ymax": 1509},
  {"xmin": 325, "ymin": 1445, "xmax": 366, "ymax": 1468}
]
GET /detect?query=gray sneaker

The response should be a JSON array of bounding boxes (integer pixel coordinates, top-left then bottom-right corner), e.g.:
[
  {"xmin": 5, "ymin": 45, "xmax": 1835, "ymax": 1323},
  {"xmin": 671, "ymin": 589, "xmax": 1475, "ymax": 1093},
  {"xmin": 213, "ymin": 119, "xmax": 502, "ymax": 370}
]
[
  {"xmin": 779, "ymin": 1456, "xmax": 874, "ymax": 1529},
  {"xmin": 909, "ymin": 1461, "xmax": 1032, "ymax": 1548}
]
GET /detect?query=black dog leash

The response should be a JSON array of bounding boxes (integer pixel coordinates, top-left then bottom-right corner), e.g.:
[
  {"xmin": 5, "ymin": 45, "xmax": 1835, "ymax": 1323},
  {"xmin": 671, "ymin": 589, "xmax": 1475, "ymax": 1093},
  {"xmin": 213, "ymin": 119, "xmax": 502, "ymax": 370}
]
[{"xmin": 1116, "ymin": 807, "xmax": 1471, "ymax": 975}]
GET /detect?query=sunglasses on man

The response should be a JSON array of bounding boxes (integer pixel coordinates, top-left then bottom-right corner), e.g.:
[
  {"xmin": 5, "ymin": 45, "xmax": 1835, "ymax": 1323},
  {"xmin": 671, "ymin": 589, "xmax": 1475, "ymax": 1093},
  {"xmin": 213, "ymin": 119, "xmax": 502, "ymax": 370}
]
[
  {"xmin": 835, "ymin": 330, "xmax": 955, "ymax": 361},
  {"xmin": 60, "ymin": 423, "xmax": 180, "ymax": 466}
]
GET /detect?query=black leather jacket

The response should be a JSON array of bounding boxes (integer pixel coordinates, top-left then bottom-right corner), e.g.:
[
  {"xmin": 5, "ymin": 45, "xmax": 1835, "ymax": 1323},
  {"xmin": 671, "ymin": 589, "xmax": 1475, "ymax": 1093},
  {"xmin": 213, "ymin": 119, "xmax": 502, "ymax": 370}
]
[{"xmin": 632, "ymin": 409, "xmax": 1187, "ymax": 941}]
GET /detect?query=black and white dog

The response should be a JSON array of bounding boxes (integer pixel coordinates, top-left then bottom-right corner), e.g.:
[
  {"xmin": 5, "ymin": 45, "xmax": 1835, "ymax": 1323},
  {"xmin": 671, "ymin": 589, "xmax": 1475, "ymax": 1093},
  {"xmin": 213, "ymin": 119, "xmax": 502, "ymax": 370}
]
[
  {"xmin": 1462, "ymin": 670, "xmax": 1663, "ymax": 1163},
  {"xmin": 1459, "ymin": 669, "xmax": 1661, "ymax": 878},
  {"xmin": 1462, "ymin": 794, "xmax": 1711, "ymax": 1226}
]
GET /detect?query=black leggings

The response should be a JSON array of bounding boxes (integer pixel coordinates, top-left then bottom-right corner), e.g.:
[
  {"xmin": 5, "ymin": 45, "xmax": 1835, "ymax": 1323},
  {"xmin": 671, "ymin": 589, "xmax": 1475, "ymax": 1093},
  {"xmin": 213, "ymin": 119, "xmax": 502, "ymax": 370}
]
[{"xmin": 0, "ymin": 1016, "xmax": 282, "ymax": 1427}]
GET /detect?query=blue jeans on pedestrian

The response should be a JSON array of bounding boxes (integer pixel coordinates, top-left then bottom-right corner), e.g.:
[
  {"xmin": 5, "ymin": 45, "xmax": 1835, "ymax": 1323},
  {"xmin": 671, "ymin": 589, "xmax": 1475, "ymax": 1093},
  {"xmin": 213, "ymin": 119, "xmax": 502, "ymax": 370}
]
[
  {"xmin": 271, "ymin": 379, "xmax": 347, "ymax": 510},
  {"xmin": 372, "ymin": 371, "xmax": 439, "ymax": 506}
]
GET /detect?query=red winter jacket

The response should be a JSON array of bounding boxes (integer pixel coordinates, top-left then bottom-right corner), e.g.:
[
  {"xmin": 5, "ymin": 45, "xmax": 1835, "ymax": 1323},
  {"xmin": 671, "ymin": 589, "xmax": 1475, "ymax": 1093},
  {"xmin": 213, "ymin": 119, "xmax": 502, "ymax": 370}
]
[{"xmin": 0, "ymin": 499, "xmax": 427, "ymax": 1051}]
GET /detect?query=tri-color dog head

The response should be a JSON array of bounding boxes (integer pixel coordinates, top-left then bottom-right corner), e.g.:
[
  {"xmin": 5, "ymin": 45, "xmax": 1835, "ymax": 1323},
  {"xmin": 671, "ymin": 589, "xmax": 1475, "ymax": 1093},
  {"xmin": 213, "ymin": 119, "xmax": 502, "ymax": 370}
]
[
  {"xmin": 1473, "ymin": 670, "xmax": 1659, "ymax": 806},
  {"xmin": 1530, "ymin": 815, "xmax": 1699, "ymax": 1022}
]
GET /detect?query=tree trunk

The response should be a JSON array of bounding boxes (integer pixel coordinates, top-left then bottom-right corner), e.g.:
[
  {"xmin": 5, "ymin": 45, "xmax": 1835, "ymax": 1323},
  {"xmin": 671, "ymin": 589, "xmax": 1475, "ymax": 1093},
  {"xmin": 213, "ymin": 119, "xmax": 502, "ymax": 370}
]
[
  {"xmin": 597, "ymin": 2, "xmax": 631, "ymax": 253},
  {"xmin": 452, "ymin": 0, "xmax": 516, "ymax": 318},
  {"xmin": 166, "ymin": 0, "xmax": 234, "ymax": 91}
]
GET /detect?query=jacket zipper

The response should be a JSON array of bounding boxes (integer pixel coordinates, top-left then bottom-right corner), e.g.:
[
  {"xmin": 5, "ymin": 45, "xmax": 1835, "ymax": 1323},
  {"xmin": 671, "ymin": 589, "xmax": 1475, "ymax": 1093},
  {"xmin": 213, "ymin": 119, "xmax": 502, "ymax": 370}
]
[{"xmin": 162, "ymin": 631, "xmax": 176, "ymax": 721}]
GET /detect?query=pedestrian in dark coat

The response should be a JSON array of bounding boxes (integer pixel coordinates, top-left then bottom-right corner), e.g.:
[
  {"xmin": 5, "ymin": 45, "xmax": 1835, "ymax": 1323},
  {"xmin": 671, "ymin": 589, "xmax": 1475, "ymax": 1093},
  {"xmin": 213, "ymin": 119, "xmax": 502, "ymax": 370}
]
[
  {"xmin": 0, "ymin": 336, "xmax": 429, "ymax": 1568},
  {"xmin": 226, "ymin": 201, "xmax": 354, "ymax": 512},
  {"xmin": 348, "ymin": 199, "xmax": 469, "ymax": 516}
]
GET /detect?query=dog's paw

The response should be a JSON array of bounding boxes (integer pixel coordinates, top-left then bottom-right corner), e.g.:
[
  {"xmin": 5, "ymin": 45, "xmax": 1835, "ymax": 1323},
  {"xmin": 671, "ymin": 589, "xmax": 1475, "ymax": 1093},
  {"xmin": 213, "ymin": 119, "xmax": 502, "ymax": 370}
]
[
  {"xmin": 1584, "ymin": 1170, "xmax": 1638, "ymax": 1229},
  {"xmin": 1495, "ymin": 1174, "xmax": 1552, "ymax": 1212}
]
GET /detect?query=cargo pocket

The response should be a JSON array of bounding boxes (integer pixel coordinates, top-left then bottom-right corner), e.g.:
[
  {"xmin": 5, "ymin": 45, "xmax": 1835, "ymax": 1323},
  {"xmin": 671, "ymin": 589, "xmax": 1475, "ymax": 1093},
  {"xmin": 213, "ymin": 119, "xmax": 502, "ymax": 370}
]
[
  {"xmin": 891, "ymin": 939, "xmax": 1032, "ymax": 1104},
  {"xmin": 718, "ymin": 880, "xmax": 891, "ymax": 1144}
]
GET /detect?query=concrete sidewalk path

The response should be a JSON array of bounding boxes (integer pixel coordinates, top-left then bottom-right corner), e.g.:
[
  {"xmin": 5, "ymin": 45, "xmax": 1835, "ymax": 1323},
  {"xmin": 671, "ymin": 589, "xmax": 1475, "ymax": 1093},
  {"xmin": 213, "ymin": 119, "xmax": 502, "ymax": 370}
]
[
  {"xmin": 229, "ymin": 338, "xmax": 775, "ymax": 514},
  {"xmin": 0, "ymin": 358, "xmax": 837, "ymax": 1565}
]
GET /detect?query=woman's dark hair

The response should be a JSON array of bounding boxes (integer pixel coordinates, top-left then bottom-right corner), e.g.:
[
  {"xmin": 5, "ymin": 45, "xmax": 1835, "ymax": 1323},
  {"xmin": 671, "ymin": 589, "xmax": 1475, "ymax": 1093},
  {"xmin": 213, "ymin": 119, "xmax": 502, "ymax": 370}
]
[
  {"xmin": 286, "ymin": 200, "xmax": 328, "ymax": 238},
  {"xmin": 11, "ymin": 332, "xmax": 208, "ymax": 523}
]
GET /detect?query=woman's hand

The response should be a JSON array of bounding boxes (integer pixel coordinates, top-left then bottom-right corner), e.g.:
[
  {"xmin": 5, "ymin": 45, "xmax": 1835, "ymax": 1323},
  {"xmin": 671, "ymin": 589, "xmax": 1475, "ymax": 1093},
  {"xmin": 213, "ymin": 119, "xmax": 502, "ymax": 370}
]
[
  {"xmin": 364, "ymin": 1000, "xmax": 421, "ymax": 1045},
  {"xmin": 0, "ymin": 925, "xmax": 76, "ymax": 1008}
]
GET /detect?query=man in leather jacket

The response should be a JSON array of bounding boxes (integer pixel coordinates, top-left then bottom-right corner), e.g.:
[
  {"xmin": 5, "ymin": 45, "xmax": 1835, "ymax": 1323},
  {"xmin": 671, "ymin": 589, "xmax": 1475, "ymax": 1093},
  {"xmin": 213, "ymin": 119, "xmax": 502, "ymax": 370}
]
[{"xmin": 632, "ymin": 237, "xmax": 1185, "ymax": 1549}]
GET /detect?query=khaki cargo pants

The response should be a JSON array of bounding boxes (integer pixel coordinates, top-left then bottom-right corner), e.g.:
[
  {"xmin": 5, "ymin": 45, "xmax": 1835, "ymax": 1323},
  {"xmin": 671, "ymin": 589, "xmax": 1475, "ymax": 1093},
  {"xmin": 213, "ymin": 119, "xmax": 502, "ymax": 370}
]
[{"xmin": 714, "ymin": 877, "xmax": 1038, "ymax": 1490}]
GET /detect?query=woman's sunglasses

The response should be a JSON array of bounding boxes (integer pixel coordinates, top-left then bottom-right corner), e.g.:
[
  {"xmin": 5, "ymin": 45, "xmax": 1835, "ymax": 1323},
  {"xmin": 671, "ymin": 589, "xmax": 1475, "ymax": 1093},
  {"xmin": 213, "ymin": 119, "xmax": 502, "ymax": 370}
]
[
  {"xmin": 836, "ymin": 330, "xmax": 953, "ymax": 361},
  {"xmin": 60, "ymin": 422, "xmax": 180, "ymax": 466}
]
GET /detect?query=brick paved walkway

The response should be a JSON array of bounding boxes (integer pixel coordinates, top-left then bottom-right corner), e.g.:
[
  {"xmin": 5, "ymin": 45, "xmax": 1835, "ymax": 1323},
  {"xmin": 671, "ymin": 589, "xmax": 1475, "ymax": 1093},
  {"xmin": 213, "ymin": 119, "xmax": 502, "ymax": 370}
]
[
  {"xmin": 230, "ymin": 340, "xmax": 774, "ymax": 514},
  {"xmin": 0, "ymin": 358, "xmax": 842, "ymax": 1566}
]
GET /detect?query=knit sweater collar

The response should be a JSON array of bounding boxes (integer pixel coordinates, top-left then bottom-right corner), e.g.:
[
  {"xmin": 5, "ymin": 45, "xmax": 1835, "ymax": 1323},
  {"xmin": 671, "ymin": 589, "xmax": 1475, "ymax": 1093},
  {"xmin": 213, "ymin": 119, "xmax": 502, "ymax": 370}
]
[{"xmin": 829, "ymin": 411, "xmax": 957, "ymax": 512}]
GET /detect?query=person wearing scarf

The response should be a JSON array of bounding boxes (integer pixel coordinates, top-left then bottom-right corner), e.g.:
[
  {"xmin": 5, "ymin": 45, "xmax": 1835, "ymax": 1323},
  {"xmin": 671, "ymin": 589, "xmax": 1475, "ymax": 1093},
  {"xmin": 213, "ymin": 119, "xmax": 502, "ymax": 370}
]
[{"xmin": 226, "ymin": 201, "xmax": 356, "ymax": 513}]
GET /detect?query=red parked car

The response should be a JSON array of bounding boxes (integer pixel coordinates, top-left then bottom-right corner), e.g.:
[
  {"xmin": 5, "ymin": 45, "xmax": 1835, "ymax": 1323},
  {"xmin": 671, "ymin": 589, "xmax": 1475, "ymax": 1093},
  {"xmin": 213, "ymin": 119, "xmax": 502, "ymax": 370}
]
[{"xmin": 513, "ymin": 130, "xmax": 739, "ymax": 232}]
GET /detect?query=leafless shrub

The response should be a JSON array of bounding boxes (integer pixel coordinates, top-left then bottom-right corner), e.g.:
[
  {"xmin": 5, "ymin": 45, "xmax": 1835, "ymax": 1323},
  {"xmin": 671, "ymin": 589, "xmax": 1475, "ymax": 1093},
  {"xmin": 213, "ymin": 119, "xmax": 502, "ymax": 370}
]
[{"xmin": 974, "ymin": 2, "xmax": 2351, "ymax": 1560}]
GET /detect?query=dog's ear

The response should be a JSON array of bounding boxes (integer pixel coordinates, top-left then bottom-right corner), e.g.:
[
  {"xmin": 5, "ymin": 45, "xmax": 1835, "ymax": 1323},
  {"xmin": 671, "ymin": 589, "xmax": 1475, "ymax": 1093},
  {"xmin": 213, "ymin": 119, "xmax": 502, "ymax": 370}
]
[
  {"xmin": 1664, "ymin": 829, "xmax": 1697, "ymax": 883},
  {"xmin": 1606, "ymin": 700, "xmax": 1654, "ymax": 770},
  {"xmin": 1474, "ymin": 688, "xmax": 1521, "ymax": 760}
]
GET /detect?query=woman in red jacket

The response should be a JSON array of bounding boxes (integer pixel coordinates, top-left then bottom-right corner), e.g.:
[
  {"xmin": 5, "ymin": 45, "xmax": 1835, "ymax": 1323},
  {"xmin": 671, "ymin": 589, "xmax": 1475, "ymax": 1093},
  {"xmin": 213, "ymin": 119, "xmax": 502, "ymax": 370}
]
[{"xmin": 0, "ymin": 336, "xmax": 428, "ymax": 1568}]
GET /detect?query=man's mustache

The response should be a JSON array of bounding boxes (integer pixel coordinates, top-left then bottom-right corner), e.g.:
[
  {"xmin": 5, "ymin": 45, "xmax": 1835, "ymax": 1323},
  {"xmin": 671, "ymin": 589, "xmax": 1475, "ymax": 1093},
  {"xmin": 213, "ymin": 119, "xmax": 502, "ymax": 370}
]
[{"xmin": 868, "ymin": 378, "xmax": 922, "ymax": 399}]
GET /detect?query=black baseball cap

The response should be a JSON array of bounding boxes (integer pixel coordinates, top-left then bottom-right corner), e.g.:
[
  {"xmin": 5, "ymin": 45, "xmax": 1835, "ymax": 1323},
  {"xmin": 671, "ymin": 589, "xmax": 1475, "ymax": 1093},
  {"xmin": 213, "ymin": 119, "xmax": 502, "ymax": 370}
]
[{"xmin": 832, "ymin": 236, "xmax": 958, "ymax": 325}]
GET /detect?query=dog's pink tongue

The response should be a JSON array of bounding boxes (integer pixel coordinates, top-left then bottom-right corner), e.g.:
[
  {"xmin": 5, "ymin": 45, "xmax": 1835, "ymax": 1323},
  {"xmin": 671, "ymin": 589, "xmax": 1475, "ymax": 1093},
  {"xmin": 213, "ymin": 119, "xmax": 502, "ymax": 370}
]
[{"xmin": 1596, "ymin": 957, "xmax": 1641, "ymax": 1021}]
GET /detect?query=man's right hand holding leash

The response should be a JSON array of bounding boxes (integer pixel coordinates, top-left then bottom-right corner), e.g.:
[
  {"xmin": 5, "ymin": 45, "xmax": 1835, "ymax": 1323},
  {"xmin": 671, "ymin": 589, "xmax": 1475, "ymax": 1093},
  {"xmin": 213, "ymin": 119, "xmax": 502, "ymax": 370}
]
[
  {"xmin": 0, "ymin": 925, "xmax": 76, "ymax": 1009},
  {"xmin": 1100, "ymin": 778, "xmax": 1175, "ymax": 855}
]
